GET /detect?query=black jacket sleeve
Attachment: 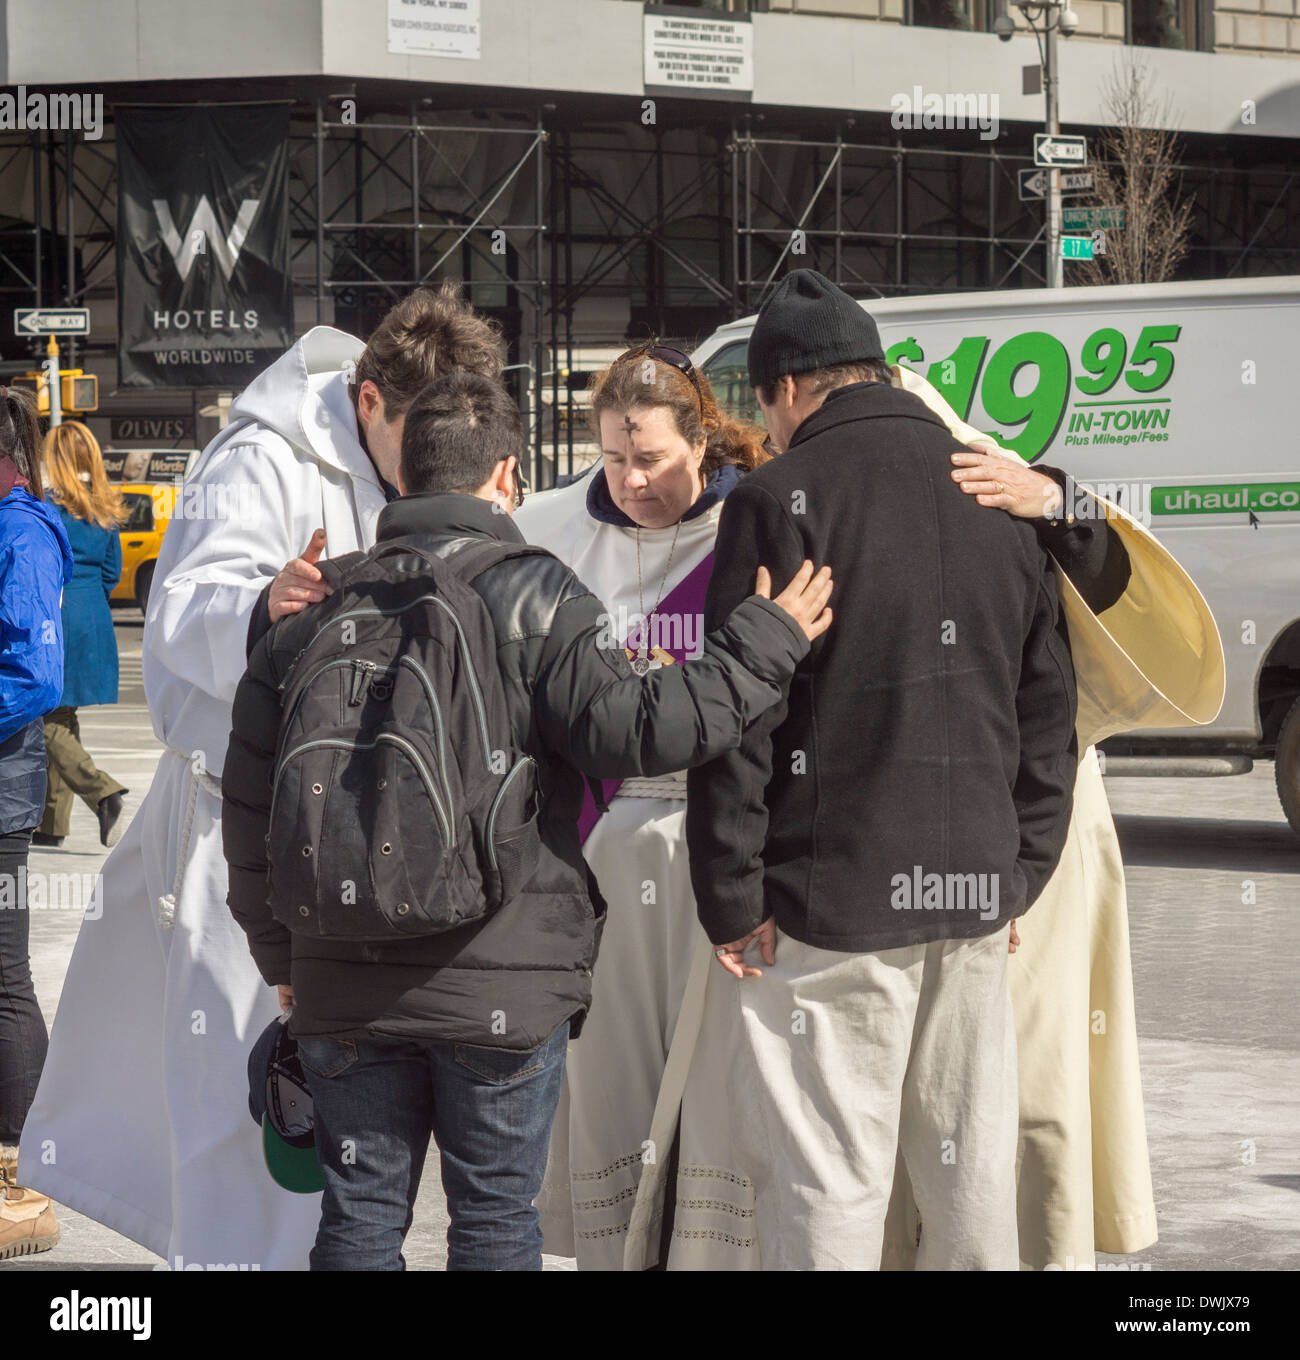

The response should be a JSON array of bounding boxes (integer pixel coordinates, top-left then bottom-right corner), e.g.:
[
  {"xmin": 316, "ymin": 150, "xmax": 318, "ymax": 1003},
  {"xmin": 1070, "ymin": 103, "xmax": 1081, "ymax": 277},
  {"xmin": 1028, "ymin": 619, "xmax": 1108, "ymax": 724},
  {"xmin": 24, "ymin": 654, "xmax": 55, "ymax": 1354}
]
[
  {"xmin": 686, "ymin": 482, "xmax": 807, "ymax": 945},
  {"xmin": 222, "ymin": 631, "xmax": 293, "ymax": 985},
  {"xmin": 1034, "ymin": 465, "xmax": 1131, "ymax": 613},
  {"xmin": 527, "ymin": 560, "xmax": 810, "ymax": 782},
  {"xmin": 1011, "ymin": 561, "xmax": 1079, "ymax": 915}
]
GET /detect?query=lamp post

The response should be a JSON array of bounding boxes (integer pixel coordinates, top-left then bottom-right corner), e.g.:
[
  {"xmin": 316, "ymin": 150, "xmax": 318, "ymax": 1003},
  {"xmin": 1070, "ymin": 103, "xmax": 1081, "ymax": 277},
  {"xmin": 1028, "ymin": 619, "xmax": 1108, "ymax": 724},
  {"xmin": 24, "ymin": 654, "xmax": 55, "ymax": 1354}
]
[{"xmin": 996, "ymin": 2, "xmax": 1079, "ymax": 288}]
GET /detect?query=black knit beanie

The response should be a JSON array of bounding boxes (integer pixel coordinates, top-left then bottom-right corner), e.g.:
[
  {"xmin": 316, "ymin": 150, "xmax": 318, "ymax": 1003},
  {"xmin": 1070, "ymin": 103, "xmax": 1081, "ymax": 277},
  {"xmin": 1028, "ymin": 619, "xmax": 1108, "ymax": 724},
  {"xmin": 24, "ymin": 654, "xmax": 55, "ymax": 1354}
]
[{"xmin": 747, "ymin": 269, "xmax": 885, "ymax": 389}]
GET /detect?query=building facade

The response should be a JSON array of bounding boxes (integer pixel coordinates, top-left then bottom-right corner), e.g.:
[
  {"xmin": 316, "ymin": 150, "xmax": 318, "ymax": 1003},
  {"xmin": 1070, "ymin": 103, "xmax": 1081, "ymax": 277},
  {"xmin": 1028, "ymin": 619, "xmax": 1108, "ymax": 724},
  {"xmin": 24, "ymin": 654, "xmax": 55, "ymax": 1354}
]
[{"xmin": 0, "ymin": 0, "xmax": 1295, "ymax": 477}]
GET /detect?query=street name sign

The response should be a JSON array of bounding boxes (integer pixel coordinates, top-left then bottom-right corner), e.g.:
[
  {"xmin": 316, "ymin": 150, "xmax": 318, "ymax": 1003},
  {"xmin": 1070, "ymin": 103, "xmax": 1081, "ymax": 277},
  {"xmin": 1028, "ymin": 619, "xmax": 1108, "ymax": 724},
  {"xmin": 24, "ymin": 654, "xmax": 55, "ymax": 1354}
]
[
  {"xmin": 1063, "ymin": 205, "xmax": 1124, "ymax": 230},
  {"xmin": 1061, "ymin": 235, "xmax": 1095, "ymax": 261}
]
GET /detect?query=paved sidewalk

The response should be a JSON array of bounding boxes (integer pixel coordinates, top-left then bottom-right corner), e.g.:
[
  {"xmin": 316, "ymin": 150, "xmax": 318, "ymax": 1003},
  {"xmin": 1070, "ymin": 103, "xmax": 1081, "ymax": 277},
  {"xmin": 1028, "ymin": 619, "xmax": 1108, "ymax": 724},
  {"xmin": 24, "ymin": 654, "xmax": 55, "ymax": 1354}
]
[{"xmin": 5, "ymin": 612, "xmax": 1298, "ymax": 1271}]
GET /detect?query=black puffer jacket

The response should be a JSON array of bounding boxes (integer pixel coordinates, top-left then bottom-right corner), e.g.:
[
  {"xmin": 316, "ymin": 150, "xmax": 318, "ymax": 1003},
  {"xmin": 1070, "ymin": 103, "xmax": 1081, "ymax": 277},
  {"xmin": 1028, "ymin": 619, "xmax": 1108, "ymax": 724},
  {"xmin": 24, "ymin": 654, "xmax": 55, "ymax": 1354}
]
[{"xmin": 223, "ymin": 492, "xmax": 810, "ymax": 1049}]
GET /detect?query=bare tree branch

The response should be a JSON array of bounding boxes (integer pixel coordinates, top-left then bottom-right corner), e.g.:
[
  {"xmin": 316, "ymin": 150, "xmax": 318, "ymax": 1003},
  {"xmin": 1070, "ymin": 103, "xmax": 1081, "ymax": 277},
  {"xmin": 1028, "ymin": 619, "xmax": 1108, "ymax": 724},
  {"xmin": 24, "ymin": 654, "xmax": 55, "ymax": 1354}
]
[{"xmin": 1074, "ymin": 52, "xmax": 1193, "ymax": 286}]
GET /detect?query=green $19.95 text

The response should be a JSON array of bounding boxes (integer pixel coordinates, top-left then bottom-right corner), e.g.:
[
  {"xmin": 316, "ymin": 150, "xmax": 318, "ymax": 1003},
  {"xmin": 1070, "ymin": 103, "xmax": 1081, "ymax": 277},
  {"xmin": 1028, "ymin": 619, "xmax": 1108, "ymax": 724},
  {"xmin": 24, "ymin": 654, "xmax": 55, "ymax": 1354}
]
[{"xmin": 886, "ymin": 324, "xmax": 1182, "ymax": 463}]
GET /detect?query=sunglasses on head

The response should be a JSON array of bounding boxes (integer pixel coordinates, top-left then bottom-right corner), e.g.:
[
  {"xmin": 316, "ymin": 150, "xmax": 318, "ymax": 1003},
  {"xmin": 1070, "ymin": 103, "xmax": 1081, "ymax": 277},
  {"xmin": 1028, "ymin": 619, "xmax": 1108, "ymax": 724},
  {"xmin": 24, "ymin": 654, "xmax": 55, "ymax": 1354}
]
[
  {"xmin": 511, "ymin": 457, "xmax": 529, "ymax": 510},
  {"xmin": 616, "ymin": 342, "xmax": 705, "ymax": 418}
]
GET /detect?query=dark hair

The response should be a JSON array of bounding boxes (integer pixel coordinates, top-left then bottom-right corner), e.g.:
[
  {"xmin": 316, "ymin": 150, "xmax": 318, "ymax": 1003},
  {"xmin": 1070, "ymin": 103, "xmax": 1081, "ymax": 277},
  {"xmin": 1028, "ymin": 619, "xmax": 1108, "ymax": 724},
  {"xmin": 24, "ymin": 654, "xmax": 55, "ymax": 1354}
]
[
  {"xmin": 400, "ymin": 372, "xmax": 522, "ymax": 496},
  {"xmin": 353, "ymin": 282, "xmax": 506, "ymax": 420},
  {"xmin": 0, "ymin": 386, "xmax": 44, "ymax": 498},
  {"xmin": 589, "ymin": 353, "xmax": 769, "ymax": 479},
  {"xmin": 757, "ymin": 357, "xmax": 893, "ymax": 408}
]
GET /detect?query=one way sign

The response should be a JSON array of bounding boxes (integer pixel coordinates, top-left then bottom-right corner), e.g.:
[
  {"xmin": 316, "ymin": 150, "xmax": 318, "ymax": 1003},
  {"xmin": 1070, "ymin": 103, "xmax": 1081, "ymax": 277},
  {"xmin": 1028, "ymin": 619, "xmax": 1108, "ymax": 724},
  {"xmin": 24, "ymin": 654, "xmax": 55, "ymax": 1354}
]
[
  {"xmin": 13, "ymin": 308, "xmax": 90, "ymax": 337},
  {"xmin": 1034, "ymin": 133, "xmax": 1087, "ymax": 168},
  {"xmin": 1019, "ymin": 167, "xmax": 1095, "ymax": 201}
]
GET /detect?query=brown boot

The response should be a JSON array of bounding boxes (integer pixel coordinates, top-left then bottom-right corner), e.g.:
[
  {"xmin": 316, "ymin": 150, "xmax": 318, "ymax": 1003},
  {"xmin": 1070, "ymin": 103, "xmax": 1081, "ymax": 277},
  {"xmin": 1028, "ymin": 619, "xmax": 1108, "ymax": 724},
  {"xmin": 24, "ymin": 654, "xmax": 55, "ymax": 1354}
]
[{"xmin": 0, "ymin": 1144, "xmax": 60, "ymax": 1260}]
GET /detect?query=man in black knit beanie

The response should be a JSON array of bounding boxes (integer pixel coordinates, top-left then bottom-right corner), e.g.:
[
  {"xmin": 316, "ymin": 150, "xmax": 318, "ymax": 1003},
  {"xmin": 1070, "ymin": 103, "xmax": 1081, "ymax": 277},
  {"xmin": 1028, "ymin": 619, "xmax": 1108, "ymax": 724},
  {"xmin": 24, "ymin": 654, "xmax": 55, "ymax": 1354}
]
[{"xmin": 687, "ymin": 268, "xmax": 1080, "ymax": 1270}]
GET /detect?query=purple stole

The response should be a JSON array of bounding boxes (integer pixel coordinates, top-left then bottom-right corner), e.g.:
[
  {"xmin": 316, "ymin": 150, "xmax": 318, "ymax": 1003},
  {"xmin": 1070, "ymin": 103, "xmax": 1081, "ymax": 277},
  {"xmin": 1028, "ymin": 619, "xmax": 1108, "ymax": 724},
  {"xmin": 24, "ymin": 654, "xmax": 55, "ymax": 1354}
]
[{"xmin": 577, "ymin": 550, "xmax": 716, "ymax": 844}]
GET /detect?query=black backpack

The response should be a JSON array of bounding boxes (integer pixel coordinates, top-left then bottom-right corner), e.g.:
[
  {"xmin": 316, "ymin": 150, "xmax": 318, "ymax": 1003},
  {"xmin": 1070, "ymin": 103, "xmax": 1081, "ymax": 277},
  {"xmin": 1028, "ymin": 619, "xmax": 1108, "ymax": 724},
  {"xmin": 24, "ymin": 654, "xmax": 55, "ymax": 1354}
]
[{"xmin": 267, "ymin": 537, "xmax": 548, "ymax": 941}]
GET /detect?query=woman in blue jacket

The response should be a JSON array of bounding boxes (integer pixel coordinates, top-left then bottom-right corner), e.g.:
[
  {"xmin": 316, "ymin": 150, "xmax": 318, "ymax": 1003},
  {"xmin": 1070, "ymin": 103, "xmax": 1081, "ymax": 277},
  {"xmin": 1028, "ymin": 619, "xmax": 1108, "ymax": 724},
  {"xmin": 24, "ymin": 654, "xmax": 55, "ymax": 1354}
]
[
  {"xmin": 33, "ymin": 423, "xmax": 127, "ymax": 849},
  {"xmin": 0, "ymin": 385, "xmax": 71, "ymax": 1258}
]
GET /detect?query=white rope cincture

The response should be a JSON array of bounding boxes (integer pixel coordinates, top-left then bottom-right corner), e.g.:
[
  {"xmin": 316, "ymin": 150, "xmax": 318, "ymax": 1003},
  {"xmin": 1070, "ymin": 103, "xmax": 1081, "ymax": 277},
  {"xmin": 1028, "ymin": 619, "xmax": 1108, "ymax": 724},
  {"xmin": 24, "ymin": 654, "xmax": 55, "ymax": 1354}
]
[{"xmin": 157, "ymin": 753, "xmax": 223, "ymax": 931}]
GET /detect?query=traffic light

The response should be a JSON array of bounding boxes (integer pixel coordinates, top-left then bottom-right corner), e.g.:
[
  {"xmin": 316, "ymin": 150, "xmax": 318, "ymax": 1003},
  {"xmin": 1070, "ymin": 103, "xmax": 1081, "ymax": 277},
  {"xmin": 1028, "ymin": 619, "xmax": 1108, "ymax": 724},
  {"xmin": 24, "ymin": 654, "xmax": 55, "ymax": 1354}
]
[
  {"xmin": 10, "ymin": 369, "xmax": 98, "ymax": 414},
  {"xmin": 64, "ymin": 371, "xmax": 98, "ymax": 412}
]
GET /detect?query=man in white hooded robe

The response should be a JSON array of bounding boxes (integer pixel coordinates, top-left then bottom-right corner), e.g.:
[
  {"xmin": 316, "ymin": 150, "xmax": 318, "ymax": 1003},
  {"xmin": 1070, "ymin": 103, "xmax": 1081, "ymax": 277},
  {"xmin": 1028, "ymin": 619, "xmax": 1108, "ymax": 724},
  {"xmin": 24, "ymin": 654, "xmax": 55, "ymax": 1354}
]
[{"xmin": 20, "ymin": 287, "xmax": 505, "ymax": 1270}]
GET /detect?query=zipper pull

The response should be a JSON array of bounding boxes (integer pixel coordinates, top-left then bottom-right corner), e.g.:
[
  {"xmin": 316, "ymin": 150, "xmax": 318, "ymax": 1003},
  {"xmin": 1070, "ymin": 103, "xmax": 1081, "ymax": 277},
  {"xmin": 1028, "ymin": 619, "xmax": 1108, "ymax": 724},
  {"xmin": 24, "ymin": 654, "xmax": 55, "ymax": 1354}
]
[
  {"xmin": 349, "ymin": 659, "xmax": 376, "ymax": 705},
  {"xmin": 278, "ymin": 646, "xmax": 308, "ymax": 692}
]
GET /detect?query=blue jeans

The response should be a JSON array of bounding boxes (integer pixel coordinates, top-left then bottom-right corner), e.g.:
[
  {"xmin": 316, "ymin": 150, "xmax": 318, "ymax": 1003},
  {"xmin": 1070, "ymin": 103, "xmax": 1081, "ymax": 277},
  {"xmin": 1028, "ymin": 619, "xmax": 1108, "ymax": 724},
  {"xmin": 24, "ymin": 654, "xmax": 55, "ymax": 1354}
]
[{"xmin": 297, "ymin": 1021, "xmax": 569, "ymax": 1271}]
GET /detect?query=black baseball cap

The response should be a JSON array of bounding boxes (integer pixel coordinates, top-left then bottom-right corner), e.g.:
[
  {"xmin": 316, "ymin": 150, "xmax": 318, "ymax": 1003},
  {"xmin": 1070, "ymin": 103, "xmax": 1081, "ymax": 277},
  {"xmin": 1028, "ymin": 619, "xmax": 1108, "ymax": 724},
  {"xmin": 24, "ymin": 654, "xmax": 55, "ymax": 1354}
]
[{"xmin": 247, "ymin": 1014, "xmax": 324, "ymax": 1195}]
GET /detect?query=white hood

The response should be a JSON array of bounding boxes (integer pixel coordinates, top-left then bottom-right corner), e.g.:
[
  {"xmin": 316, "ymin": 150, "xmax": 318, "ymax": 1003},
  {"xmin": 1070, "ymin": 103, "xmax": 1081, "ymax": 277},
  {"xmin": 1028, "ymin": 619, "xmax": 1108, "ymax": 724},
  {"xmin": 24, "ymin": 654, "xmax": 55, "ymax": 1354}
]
[{"xmin": 227, "ymin": 326, "xmax": 377, "ymax": 486}]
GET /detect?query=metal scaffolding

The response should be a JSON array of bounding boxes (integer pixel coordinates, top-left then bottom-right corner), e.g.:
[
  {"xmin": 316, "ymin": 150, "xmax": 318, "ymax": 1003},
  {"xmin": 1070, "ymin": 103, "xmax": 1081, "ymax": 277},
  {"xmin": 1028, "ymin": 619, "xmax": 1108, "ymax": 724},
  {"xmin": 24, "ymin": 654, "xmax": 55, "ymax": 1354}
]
[
  {"xmin": 0, "ymin": 90, "xmax": 1297, "ymax": 486},
  {"xmin": 292, "ymin": 102, "xmax": 550, "ymax": 472},
  {"xmin": 727, "ymin": 121, "xmax": 1300, "ymax": 312},
  {"xmin": 728, "ymin": 123, "xmax": 1052, "ymax": 311}
]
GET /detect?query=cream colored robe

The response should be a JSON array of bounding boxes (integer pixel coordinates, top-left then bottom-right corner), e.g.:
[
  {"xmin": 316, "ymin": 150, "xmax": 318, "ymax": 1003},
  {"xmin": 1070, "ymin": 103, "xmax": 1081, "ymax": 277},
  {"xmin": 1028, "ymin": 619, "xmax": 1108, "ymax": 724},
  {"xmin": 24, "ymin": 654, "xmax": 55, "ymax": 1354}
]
[
  {"xmin": 623, "ymin": 366, "xmax": 1224, "ymax": 1271},
  {"xmin": 893, "ymin": 367, "xmax": 1223, "ymax": 1269}
]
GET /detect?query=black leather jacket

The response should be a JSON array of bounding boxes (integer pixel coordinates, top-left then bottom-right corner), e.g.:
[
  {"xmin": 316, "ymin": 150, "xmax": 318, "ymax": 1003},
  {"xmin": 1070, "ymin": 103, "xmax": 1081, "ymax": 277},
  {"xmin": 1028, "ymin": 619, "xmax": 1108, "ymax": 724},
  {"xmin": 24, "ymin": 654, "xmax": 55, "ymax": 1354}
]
[{"xmin": 224, "ymin": 492, "xmax": 809, "ymax": 1049}]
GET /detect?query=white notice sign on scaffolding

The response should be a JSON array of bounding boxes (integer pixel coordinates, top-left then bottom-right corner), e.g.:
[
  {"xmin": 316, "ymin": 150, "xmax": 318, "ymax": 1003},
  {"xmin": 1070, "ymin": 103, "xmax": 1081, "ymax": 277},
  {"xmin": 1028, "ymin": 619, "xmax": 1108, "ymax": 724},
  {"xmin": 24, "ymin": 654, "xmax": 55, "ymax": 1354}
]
[
  {"xmin": 388, "ymin": 0, "xmax": 481, "ymax": 60},
  {"xmin": 643, "ymin": 10, "xmax": 753, "ymax": 97}
]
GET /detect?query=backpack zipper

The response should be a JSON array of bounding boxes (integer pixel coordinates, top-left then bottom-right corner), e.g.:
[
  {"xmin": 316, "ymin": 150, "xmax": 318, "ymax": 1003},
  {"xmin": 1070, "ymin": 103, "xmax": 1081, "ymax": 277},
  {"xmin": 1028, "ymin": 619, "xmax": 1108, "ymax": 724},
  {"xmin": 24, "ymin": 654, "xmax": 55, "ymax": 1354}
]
[
  {"xmin": 427, "ymin": 597, "xmax": 493, "ymax": 766},
  {"xmin": 485, "ymin": 756, "xmax": 536, "ymax": 872},
  {"xmin": 275, "ymin": 658, "xmax": 393, "ymax": 771},
  {"xmin": 397, "ymin": 656, "xmax": 452, "ymax": 804},
  {"xmin": 272, "ymin": 735, "xmax": 452, "ymax": 849},
  {"xmin": 293, "ymin": 593, "xmax": 494, "ymax": 767}
]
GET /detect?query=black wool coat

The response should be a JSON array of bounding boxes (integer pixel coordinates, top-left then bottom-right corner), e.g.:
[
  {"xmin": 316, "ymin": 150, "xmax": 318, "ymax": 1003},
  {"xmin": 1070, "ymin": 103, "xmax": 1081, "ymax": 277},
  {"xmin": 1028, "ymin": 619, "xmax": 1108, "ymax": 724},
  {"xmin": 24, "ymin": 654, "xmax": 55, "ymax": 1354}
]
[{"xmin": 688, "ymin": 380, "xmax": 1080, "ymax": 952}]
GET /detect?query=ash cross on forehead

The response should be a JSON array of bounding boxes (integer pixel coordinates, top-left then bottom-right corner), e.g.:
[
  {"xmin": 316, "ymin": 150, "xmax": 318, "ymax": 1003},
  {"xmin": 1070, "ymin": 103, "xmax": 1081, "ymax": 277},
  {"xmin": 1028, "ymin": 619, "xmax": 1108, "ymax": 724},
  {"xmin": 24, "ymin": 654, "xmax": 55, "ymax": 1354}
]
[{"xmin": 623, "ymin": 413, "xmax": 640, "ymax": 436}]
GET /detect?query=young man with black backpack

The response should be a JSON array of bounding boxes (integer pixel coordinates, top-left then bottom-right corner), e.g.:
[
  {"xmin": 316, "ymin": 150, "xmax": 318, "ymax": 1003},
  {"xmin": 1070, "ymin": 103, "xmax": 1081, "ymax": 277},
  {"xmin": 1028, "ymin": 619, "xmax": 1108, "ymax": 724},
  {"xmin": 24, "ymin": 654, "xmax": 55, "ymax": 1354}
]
[{"xmin": 222, "ymin": 371, "xmax": 833, "ymax": 1271}]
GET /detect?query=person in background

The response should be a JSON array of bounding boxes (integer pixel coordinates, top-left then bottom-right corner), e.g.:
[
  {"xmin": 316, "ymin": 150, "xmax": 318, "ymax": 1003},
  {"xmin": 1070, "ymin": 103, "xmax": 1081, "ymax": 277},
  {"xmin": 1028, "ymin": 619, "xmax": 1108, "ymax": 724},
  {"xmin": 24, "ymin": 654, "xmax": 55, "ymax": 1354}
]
[
  {"xmin": 33, "ymin": 421, "xmax": 129, "ymax": 850},
  {"xmin": 514, "ymin": 345, "xmax": 771, "ymax": 1266},
  {"xmin": 0, "ymin": 386, "xmax": 72, "ymax": 1259}
]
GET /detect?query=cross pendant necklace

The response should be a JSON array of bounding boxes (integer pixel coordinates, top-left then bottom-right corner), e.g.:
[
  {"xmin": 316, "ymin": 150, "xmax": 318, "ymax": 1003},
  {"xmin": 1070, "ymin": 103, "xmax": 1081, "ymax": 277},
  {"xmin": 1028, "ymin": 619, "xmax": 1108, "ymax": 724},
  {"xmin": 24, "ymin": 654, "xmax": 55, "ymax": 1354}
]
[{"xmin": 632, "ymin": 521, "xmax": 682, "ymax": 675}]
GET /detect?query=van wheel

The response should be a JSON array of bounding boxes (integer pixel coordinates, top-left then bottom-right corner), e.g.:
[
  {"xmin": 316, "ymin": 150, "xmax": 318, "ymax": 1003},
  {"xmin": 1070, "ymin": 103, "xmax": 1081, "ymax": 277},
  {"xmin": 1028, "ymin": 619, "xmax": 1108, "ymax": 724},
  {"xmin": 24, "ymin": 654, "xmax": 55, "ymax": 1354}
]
[
  {"xmin": 1274, "ymin": 695, "xmax": 1300, "ymax": 837},
  {"xmin": 135, "ymin": 562, "xmax": 155, "ymax": 614}
]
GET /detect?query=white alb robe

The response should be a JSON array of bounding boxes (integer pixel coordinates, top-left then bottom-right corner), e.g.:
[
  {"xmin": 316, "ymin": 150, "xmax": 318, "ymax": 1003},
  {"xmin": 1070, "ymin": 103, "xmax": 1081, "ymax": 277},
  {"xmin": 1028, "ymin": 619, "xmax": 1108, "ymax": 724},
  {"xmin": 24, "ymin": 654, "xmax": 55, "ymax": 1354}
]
[{"xmin": 515, "ymin": 476, "xmax": 723, "ymax": 1268}]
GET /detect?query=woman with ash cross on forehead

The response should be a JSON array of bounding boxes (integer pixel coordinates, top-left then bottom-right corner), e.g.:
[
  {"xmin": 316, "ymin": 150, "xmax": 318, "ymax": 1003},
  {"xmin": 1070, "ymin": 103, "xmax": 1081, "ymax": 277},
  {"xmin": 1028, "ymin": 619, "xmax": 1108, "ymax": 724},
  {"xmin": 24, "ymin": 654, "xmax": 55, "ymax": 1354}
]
[{"xmin": 514, "ymin": 344, "xmax": 772, "ymax": 1267}]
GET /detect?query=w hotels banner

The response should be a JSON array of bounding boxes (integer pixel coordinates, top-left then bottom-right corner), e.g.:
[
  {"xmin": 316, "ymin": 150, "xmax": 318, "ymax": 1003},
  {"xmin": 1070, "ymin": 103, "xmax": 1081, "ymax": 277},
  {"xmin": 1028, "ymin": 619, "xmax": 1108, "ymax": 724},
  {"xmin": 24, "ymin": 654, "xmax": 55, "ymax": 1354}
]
[{"xmin": 116, "ymin": 105, "xmax": 293, "ymax": 387}]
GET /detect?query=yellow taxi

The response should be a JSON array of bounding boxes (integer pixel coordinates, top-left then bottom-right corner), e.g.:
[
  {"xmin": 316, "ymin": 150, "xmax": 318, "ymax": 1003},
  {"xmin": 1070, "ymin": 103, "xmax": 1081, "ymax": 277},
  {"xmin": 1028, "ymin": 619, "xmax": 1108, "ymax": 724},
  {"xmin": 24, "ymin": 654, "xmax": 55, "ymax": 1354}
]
[
  {"xmin": 111, "ymin": 482, "xmax": 178, "ymax": 610},
  {"xmin": 104, "ymin": 450, "xmax": 195, "ymax": 611}
]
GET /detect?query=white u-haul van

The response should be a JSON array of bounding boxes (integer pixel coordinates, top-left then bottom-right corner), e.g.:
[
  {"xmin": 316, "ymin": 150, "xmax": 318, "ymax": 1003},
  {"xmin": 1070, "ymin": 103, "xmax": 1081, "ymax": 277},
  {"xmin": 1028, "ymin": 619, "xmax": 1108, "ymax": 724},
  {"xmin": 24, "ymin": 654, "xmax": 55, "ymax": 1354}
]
[{"xmin": 691, "ymin": 276, "xmax": 1300, "ymax": 832}]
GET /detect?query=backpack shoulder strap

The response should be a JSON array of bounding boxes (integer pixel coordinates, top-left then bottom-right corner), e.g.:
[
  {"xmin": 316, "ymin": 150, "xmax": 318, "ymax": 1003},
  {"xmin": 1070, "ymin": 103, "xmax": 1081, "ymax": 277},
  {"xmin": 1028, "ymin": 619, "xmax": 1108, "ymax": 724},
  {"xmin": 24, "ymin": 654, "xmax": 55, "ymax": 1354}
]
[
  {"xmin": 316, "ymin": 548, "xmax": 369, "ymax": 591},
  {"xmin": 367, "ymin": 539, "xmax": 442, "ymax": 571}
]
